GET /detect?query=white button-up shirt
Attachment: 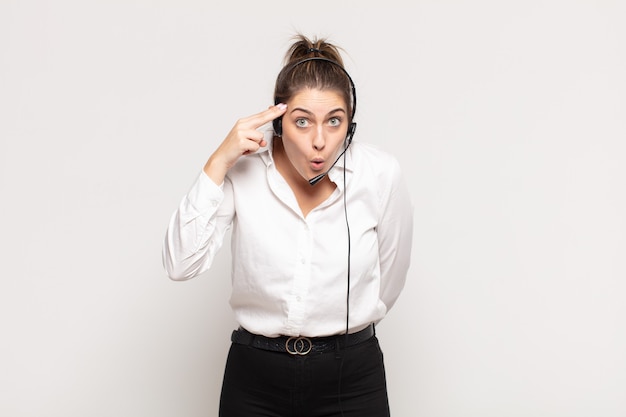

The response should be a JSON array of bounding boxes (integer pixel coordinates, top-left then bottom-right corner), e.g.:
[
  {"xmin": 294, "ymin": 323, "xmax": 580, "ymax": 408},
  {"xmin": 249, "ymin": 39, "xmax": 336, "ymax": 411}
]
[{"xmin": 163, "ymin": 135, "xmax": 413, "ymax": 337}]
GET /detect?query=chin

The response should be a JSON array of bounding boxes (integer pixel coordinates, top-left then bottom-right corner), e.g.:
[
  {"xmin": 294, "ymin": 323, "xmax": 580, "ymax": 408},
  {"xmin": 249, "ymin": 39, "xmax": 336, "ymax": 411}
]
[{"xmin": 300, "ymin": 172, "xmax": 314, "ymax": 182}]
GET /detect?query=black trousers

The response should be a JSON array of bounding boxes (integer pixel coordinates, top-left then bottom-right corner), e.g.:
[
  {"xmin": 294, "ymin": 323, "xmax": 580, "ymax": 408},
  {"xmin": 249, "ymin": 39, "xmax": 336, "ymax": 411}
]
[{"xmin": 219, "ymin": 335, "xmax": 391, "ymax": 417}]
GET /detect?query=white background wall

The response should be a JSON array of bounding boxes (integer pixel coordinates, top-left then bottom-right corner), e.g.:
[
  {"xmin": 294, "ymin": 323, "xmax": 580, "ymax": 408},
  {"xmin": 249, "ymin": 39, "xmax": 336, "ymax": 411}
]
[{"xmin": 1, "ymin": 1, "xmax": 625, "ymax": 416}]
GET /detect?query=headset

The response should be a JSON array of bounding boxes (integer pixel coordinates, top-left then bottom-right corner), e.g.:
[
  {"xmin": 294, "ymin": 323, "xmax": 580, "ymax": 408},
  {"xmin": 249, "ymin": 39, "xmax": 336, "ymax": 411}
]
[{"xmin": 272, "ymin": 57, "xmax": 357, "ymax": 152}]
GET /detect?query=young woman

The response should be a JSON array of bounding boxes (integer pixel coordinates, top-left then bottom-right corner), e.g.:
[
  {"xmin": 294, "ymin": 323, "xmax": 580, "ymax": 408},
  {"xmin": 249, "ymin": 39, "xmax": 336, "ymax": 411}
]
[{"xmin": 163, "ymin": 34, "xmax": 413, "ymax": 417}]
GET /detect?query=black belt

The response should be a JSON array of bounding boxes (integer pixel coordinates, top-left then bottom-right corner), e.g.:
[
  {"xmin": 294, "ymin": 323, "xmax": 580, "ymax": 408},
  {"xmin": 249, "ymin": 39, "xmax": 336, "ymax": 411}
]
[{"xmin": 231, "ymin": 324, "xmax": 375, "ymax": 355}]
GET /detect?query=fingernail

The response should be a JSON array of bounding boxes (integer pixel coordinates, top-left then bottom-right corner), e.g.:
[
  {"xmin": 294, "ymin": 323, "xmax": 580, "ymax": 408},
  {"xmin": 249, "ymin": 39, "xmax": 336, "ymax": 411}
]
[{"xmin": 277, "ymin": 103, "xmax": 287, "ymax": 110}]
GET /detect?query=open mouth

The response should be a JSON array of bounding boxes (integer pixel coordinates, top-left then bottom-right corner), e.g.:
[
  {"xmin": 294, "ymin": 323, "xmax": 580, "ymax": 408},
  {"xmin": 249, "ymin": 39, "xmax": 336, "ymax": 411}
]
[{"xmin": 310, "ymin": 159, "xmax": 325, "ymax": 171}]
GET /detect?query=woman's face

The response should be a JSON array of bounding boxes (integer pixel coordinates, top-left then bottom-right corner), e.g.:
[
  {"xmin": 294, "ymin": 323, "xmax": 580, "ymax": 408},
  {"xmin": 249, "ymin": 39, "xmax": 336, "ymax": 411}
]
[{"xmin": 280, "ymin": 88, "xmax": 349, "ymax": 183}]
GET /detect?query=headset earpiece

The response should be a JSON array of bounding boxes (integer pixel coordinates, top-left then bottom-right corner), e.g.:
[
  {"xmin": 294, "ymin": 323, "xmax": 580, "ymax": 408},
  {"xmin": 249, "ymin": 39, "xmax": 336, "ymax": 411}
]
[
  {"xmin": 346, "ymin": 122, "xmax": 357, "ymax": 145},
  {"xmin": 272, "ymin": 96, "xmax": 283, "ymax": 136},
  {"xmin": 273, "ymin": 117, "xmax": 282, "ymax": 136}
]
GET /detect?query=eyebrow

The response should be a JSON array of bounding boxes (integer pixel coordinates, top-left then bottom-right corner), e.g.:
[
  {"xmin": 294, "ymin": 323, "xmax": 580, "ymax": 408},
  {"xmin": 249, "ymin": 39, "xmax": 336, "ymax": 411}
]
[{"xmin": 290, "ymin": 107, "xmax": 346, "ymax": 116}]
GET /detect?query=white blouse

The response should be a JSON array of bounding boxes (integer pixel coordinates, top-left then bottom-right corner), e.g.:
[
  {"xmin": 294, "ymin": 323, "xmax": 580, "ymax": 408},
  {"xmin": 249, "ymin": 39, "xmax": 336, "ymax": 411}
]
[{"xmin": 163, "ymin": 135, "xmax": 413, "ymax": 338}]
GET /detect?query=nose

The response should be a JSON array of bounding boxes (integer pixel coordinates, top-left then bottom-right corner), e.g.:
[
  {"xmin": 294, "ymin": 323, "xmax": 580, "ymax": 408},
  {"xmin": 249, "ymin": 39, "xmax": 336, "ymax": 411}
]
[{"xmin": 312, "ymin": 126, "xmax": 325, "ymax": 151}]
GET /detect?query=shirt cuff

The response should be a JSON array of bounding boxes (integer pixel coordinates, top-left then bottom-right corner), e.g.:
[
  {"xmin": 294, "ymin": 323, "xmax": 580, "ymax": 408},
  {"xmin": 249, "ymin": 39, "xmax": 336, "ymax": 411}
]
[{"xmin": 185, "ymin": 171, "xmax": 225, "ymax": 212}]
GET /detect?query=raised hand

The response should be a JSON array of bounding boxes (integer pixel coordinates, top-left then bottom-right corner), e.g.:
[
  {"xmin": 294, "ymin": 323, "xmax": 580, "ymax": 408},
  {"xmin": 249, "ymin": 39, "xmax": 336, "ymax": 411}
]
[{"xmin": 203, "ymin": 103, "xmax": 287, "ymax": 184}]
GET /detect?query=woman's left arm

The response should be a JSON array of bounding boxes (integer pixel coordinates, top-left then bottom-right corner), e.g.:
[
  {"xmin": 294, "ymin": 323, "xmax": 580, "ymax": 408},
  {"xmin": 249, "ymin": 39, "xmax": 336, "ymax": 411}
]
[{"xmin": 377, "ymin": 157, "xmax": 414, "ymax": 311}]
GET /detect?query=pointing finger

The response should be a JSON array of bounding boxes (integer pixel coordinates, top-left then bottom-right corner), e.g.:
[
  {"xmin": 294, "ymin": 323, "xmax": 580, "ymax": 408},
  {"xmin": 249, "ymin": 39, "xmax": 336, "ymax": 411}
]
[{"xmin": 241, "ymin": 103, "xmax": 288, "ymax": 129}]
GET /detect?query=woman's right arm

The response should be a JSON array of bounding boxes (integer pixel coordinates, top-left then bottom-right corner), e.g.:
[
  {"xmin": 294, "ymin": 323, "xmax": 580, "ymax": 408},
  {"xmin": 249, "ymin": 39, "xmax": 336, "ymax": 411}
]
[{"xmin": 162, "ymin": 104, "xmax": 287, "ymax": 280}]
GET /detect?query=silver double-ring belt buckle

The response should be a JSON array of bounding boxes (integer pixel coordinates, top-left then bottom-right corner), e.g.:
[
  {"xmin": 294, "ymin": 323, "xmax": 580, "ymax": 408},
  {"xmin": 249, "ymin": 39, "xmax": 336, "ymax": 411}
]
[{"xmin": 285, "ymin": 336, "xmax": 313, "ymax": 355}]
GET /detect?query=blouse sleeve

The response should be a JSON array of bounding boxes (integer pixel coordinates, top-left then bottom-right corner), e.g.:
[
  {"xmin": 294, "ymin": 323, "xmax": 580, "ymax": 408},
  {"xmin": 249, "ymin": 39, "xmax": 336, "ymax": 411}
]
[
  {"xmin": 162, "ymin": 172, "xmax": 235, "ymax": 280},
  {"xmin": 377, "ymin": 157, "xmax": 414, "ymax": 311}
]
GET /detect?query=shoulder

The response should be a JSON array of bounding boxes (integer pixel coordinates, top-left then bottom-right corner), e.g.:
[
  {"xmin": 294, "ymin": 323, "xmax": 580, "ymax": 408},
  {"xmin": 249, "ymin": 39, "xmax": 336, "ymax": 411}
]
[
  {"xmin": 349, "ymin": 142, "xmax": 412, "ymax": 216},
  {"xmin": 350, "ymin": 141, "xmax": 403, "ymax": 183}
]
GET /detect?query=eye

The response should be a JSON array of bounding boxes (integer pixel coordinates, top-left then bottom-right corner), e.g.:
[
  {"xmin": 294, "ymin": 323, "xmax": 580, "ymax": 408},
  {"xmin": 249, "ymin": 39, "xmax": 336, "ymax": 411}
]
[
  {"xmin": 295, "ymin": 118, "xmax": 309, "ymax": 128},
  {"xmin": 328, "ymin": 117, "xmax": 342, "ymax": 127}
]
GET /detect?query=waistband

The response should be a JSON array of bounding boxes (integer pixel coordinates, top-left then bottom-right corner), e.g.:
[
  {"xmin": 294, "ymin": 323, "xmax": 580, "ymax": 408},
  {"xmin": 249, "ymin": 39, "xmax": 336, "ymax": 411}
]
[{"xmin": 230, "ymin": 324, "xmax": 375, "ymax": 355}]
